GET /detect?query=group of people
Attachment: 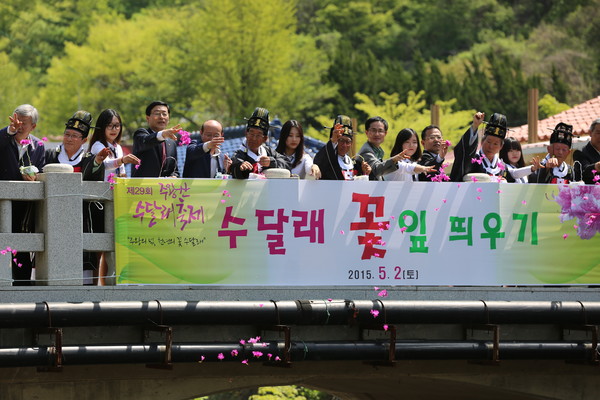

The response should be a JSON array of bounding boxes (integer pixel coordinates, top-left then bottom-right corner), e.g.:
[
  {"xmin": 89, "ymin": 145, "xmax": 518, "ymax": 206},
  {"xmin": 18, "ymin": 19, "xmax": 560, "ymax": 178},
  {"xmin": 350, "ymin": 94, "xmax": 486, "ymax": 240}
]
[{"xmin": 2, "ymin": 101, "xmax": 600, "ymax": 285}]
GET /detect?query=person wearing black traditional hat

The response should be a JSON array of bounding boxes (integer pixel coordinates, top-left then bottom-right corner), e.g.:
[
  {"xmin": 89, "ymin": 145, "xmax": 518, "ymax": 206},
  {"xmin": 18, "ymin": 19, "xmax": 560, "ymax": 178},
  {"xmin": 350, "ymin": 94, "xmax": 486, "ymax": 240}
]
[
  {"xmin": 45, "ymin": 110, "xmax": 109, "ymax": 181},
  {"xmin": 358, "ymin": 116, "xmax": 406, "ymax": 180},
  {"xmin": 528, "ymin": 122, "xmax": 575, "ymax": 184},
  {"xmin": 314, "ymin": 115, "xmax": 372, "ymax": 180},
  {"xmin": 131, "ymin": 101, "xmax": 181, "ymax": 178},
  {"xmin": 449, "ymin": 111, "xmax": 509, "ymax": 182},
  {"xmin": 0, "ymin": 104, "xmax": 46, "ymax": 286},
  {"xmin": 230, "ymin": 107, "xmax": 289, "ymax": 179},
  {"xmin": 573, "ymin": 118, "xmax": 600, "ymax": 184}
]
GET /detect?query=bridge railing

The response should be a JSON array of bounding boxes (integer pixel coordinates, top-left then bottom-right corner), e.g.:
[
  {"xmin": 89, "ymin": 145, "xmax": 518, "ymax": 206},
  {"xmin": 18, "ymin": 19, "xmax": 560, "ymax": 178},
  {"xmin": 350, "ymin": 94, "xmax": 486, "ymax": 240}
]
[{"xmin": 0, "ymin": 172, "xmax": 115, "ymax": 286}]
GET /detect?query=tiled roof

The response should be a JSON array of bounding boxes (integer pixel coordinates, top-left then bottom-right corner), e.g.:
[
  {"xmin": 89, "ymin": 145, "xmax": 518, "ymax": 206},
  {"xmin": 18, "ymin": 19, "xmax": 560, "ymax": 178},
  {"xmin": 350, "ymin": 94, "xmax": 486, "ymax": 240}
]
[{"xmin": 511, "ymin": 96, "xmax": 600, "ymax": 142}]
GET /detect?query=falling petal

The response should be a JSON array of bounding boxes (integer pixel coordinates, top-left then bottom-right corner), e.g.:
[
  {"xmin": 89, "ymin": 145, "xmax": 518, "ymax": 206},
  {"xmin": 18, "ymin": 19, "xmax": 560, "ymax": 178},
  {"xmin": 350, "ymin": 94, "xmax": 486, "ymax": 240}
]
[
  {"xmin": 275, "ymin": 356, "xmax": 281, "ymax": 361},
  {"xmin": 267, "ymin": 353, "xmax": 273, "ymax": 360},
  {"xmin": 134, "ymin": 164, "xmax": 141, "ymax": 170},
  {"xmin": 471, "ymin": 177, "xmax": 478, "ymax": 182},
  {"xmin": 199, "ymin": 355, "xmax": 205, "ymax": 363},
  {"xmin": 457, "ymin": 183, "xmax": 461, "ymax": 188},
  {"xmin": 220, "ymin": 199, "xmax": 226, "ymax": 204},
  {"xmin": 240, "ymin": 339, "xmax": 246, "ymax": 345},
  {"xmin": 497, "ymin": 190, "xmax": 502, "ymax": 194},
  {"xmin": 231, "ymin": 349, "xmax": 238, "ymax": 357},
  {"xmin": 339, "ymin": 230, "xmax": 345, "ymax": 235},
  {"xmin": 370, "ymin": 309, "xmax": 380, "ymax": 318},
  {"xmin": 13, "ymin": 258, "xmax": 17, "ymax": 263},
  {"xmin": 442, "ymin": 199, "xmax": 447, "ymax": 203},
  {"xmin": 242, "ymin": 359, "xmax": 249, "ymax": 365},
  {"xmin": 562, "ymin": 234, "xmax": 568, "ymax": 240},
  {"xmin": 252, "ymin": 351, "xmax": 263, "ymax": 358},
  {"xmin": 400, "ymin": 227, "xmax": 407, "ymax": 233},
  {"xmin": 42, "ymin": 137, "xmax": 48, "ymax": 142},
  {"xmin": 327, "ymin": 298, "xmax": 333, "ymax": 302},
  {"xmin": 383, "ymin": 324, "xmax": 389, "ymax": 331},
  {"xmin": 434, "ymin": 208, "xmax": 440, "ymax": 212},
  {"xmin": 521, "ymin": 200, "xmax": 527, "ymax": 205},
  {"xmin": 476, "ymin": 188, "xmax": 482, "ymax": 193},
  {"xmin": 17, "ymin": 263, "xmax": 22, "ymax": 267},
  {"xmin": 217, "ymin": 353, "xmax": 225, "ymax": 360},
  {"xmin": 390, "ymin": 216, "xmax": 396, "ymax": 220},
  {"xmin": 259, "ymin": 303, "xmax": 264, "ymax": 307},
  {"xmin": 378, "ymin": 289, "xmax": 388, "ymax": 298},
  {"xmin": 476, "ymin": 196, "xmax": 481, "ymax": 201},
  {"xmin": 573, "ymin": 225, "xmax": 579, "ymax": 230}
]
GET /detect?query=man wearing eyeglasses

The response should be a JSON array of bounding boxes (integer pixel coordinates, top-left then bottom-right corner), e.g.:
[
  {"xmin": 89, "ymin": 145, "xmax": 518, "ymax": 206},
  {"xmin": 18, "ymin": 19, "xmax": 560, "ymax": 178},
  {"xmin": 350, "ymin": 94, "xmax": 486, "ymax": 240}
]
[
  {"xmin": 418, "ymin": 125, "xmax": 448, "ymax": 181},
  {"xmin": 230, "ymin": 107, "xmax": 288, "ymax": 179},
  {"xmin": 358, "ymin": 116, "xmax": 405, "ymax": 180},
  {"xmin": 182, "ymin": 120, "xmax": 232, "ymax": 178},
  {"xmin": 131, "ymin": 101, "xmax": 180, "ymax": 178},
  {"xmin": 1, "ymin": 104, "xmax": 47, "ymax": 285}
]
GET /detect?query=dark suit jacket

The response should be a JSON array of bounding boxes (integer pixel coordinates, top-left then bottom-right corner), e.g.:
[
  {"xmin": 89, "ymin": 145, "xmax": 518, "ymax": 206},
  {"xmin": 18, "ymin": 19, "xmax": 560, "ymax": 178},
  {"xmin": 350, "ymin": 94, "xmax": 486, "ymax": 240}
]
[
  {"xmin": 314, "ymin": 141, "xmax": 363, "ymax": 180},
  {"xmin": 573, "ymin": 142, "xmax": 600, "ymax": 184},
  {"xmin": 418, "ymin": 150, "xmax": 445, "ymax": 181},
  {"xmin": 182, "ymin": 140, "xmax": 223, "ymax": 178},
  {"xmin": 0, "ymin": 127, "xmax": 46, "ymax": 181},
  {"xmin": 230, "ymin": 145, "xmax": 288, "ymax": 179},
  {"xmin": 131, "ymin": 127, "xmax": 179, "ymax": 177},
  {"xmin": 44, "ymin": 145, "xmax": 104, "ymax": 181}
]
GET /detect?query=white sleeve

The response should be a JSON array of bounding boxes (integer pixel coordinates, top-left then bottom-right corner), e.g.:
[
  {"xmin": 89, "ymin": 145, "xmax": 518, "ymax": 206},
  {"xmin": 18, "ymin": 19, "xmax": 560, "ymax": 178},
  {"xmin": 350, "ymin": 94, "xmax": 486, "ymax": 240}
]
[
  {"xmin": 396, "ymin": 161, "xmax": 417, "ymax": 175},
  {"xmin": 91, "ymin": 141, "xmax": 119, "ymax": 170},
  {"xmin": 303, "ymin": 153, "xmax": 314, "ymax": 176},
  {"xmin": 508, "ymin": 165, "xmax": 533, "ymax": 180}
]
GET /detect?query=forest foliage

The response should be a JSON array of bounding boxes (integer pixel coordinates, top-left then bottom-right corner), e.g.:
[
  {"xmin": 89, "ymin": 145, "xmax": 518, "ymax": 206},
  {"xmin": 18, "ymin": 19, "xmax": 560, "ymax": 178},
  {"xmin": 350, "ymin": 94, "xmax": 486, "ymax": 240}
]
[{"xmin": 0, "ymin": 0, "xmax": 598, "ymax": 146}]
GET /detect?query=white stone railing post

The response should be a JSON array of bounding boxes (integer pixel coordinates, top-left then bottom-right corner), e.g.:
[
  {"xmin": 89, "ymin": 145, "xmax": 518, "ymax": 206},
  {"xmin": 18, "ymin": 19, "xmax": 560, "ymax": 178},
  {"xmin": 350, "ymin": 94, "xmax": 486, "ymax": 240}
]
[{"xmin": 36, "ymin": 172, "xmax": 85, "ymax": 285}]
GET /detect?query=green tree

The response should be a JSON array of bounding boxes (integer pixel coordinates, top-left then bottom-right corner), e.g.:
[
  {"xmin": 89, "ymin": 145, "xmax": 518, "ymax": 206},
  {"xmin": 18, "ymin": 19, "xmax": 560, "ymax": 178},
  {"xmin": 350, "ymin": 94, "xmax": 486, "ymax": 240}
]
[
  {"xmin": 538, "ymin": 93, "xmax": 570, "ymax": 119},
  {"xmin": 35, "ymin": 9, "xmax": 187, "ymax": 136},
  {"xmin": 0, "ymin": 52, "xmax": 36, "ymax": 123},
  {"xmin": 176, "ymin": 0, "xmax": 334, "ymax": 126}
]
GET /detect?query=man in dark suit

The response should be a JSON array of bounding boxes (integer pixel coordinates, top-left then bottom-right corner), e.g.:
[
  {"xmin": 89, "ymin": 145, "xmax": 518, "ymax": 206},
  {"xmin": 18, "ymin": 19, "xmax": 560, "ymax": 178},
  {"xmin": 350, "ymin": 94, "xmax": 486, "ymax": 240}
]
[
  {"xmin": 131, "ymin": 101, "xmax": 180, "ymax": 177},
  {"xmin": 573, "ymin": 118, "xmax": 600, "ymax": 184},
  {"xmin": 182, "ymin": 120, "xmax": 231, "ymax": 178},
  {"xmin": 418, "ymin": 125, "xmax": 448, "ymax": 181},
  {"xmin": 0, "ymin": 104, "xmax": 45, "ymax": 285}
]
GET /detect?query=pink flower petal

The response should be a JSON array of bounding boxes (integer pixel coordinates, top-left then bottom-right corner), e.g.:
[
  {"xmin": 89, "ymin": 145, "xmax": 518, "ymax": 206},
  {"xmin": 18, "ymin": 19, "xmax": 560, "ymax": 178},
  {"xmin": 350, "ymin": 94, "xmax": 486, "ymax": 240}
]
[
  {"xmin": 217, "ymin": 353, "xmax": 224, "ymax": 360},
  {"xmin": 370, "ymin": 309, "xmax": 380, "ymax": 318},
  {"xmin": 242, "ymin": 359, "xmax": 249, "ymax": 365},
  {"xmin": 521, "ymin": 200, "xmax": 527, "ymax": 205},
  {"xmin": 476, "ymin": 188, "xmax": 482, "ymax": 193},
  {"xmin": 339, "ymin": 230, "xmax": 345, "ymax": 235},
  {"xmin": 231, "ymin": 349, "xmax": 238, "ymax": 357},
  {"xmin": 377, "ymin": 289, "xmax": 388, "ymax": 298},
  {"xmin": 400, "ymin": 226, "xmax": 407, "ymax": 233},
  {"xmin": 562, "ymin": 234, "xmax": 568, "ymax": 240},
  {"xmin": 327, "ymin": 298, "xmax": 333, "ymax": 302},
  {"xmin": 240, "ymin": 339, "xmax": 246, "ymax": 345},
  {"xmin": 476, "ymin": 196, "xmax": 481, "ymax": 201},
  {"xmin": 259, "ymin": 303, "xmax": 264, "ymax": 307},
  {"xmin": 383, "ymin": 324, "xmax": 389, "ymax": 331}
]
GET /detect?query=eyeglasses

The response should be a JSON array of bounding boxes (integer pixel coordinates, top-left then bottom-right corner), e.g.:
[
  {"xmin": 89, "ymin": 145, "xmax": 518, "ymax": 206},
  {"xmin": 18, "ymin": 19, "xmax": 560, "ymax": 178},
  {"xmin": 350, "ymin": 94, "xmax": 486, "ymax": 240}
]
[
  {"xmin": 151, "ymin": 111, "xmax": 169, "ymax": 117},
  {"xmin": 64, "ymin": 133, "xmax": 83, "ymax": 140},
  {"xmin": 107, "ymin": 124, "xmax": 121, "ymax": 130},
  {"xmin": 338, "ymin": 138, "xmax": 352, "ymax": 145},
  {"xmin": 368, "ymin": 128, "xmax": 386, "ymax": 134},
  {"xmin": 247, "ymin": 133, "xmax": 265, "ymax": 140}
]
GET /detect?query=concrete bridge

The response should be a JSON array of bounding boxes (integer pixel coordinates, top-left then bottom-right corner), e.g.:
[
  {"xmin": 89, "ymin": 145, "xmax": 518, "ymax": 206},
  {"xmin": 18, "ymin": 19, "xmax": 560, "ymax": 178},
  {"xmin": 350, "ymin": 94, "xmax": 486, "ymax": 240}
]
[{"xmin": 1, "ymin": 173, "xmax": 600, "ymax": 400}]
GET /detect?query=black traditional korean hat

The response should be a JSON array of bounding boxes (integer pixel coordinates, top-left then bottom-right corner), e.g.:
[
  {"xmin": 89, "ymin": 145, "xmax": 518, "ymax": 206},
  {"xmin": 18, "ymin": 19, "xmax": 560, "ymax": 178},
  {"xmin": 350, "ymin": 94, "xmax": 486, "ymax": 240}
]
[
  {"xmin": 484, "ymin": 113, "xmax": 507, "ymax": 140},
  {"xmin": 550, "ymin": 122, "xmax": 573, "ymax": 148},
  {"xmin": 330, "ymin": 115, "xmax": 354, "ymax": 138},
  {"xmin": 65, "ymin": 110, "xmax": 93, "ymax": 138},
  {"xmin": 246, "ymin": 107, "xmax": 270, "ymax": 135}
]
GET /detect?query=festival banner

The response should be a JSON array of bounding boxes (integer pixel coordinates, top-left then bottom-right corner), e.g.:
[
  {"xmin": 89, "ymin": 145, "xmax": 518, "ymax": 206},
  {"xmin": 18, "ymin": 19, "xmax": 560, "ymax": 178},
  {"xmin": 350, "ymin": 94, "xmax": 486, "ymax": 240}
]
[{"xmin": 114, "ymin": 179, "xmax": 600, "ymax": 285}]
